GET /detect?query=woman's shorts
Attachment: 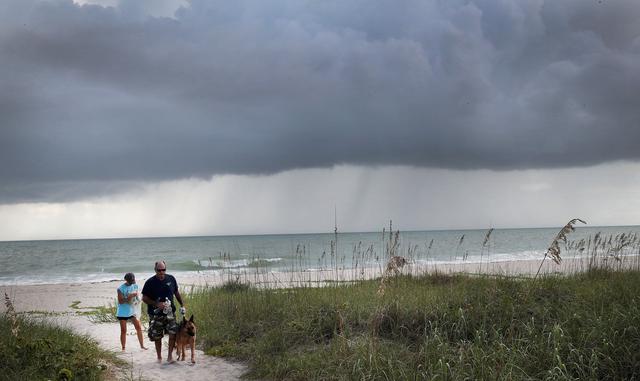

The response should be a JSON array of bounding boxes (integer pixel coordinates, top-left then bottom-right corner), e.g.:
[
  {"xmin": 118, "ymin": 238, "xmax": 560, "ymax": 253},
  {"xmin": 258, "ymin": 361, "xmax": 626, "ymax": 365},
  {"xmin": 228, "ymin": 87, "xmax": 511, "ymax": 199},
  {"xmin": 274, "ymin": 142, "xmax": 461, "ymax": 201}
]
[
  {"xmin": 117, "ymin": 315, "xmax": 135, "ymax": 321},
  {"xmin": 148, "ymin": 313, "xmax": 178, "ymax": 341}
]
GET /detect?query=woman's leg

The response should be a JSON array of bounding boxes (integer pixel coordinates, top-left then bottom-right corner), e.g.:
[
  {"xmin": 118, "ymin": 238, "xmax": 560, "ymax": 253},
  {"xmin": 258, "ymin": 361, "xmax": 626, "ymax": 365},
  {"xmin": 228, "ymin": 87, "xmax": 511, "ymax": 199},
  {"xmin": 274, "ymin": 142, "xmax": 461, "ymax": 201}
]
[
  {"xmin": 132, "ymin": 317, "xmax": 148, "ymax": 349},
  {"xmin": 119, "ymin": 319, "xmax": 127, "ymax": 350}
]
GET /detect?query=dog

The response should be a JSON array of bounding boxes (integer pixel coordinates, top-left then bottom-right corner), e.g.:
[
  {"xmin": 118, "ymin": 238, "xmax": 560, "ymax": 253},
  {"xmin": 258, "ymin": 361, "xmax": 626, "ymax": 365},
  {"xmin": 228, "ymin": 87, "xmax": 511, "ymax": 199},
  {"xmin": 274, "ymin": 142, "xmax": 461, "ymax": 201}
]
[{"xmin": 175, "ymin": 314, "xmax": 197, "ymax": 363}]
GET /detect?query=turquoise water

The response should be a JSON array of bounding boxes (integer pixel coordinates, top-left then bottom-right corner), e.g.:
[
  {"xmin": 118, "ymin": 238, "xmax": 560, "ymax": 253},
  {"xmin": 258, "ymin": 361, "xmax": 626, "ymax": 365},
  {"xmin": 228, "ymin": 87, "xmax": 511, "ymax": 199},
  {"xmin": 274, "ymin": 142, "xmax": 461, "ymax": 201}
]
[{"xmin": 1, "ymin": 225, "xmax": 638, "ymax": 285}]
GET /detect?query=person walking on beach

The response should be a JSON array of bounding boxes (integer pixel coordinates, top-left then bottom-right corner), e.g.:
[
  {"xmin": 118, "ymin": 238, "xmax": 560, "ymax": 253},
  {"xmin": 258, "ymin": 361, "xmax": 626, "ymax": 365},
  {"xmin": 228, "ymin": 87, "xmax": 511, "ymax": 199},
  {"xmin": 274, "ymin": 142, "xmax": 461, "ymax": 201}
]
[
  {"xmin": 116, "ymin": 272, "xmax": 148, "ymax": 351},
  {"xmin": 142, "ymin": 260, "xmax": 186, "ymax": 363}
]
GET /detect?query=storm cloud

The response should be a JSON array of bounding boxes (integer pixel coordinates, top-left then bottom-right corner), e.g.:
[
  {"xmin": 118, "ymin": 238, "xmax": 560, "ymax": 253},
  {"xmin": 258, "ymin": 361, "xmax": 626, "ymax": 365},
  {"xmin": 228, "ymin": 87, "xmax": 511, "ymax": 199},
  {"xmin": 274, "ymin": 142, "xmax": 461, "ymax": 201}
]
[{"xmin": 1, "ymin": 0, "xmax": 640, "ymax": 202}]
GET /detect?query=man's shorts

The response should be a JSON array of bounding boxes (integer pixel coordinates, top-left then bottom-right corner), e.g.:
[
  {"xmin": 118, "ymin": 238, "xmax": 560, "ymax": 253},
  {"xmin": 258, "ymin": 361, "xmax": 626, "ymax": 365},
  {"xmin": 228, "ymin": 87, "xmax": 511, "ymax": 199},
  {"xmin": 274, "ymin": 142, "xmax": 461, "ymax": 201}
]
[{"xmin": 147, "ymin": 313, "xmax": 179, "ymax": 341}]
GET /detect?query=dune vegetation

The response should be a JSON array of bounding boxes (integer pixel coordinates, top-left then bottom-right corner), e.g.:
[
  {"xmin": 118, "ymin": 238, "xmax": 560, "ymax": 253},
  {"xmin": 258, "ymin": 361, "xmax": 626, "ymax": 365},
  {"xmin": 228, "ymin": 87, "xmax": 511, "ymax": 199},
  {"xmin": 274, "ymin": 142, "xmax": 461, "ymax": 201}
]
[
  {"xmin": 187, "ymin": 268, "xmax": 640, "ymax": 380},
  {"xmin": 1, "ymin": 294, "xmax": 118, "ymax": 381},
  {"xmin": 185, "ymin": 222, "xmax": 640, "ymax": 380}
]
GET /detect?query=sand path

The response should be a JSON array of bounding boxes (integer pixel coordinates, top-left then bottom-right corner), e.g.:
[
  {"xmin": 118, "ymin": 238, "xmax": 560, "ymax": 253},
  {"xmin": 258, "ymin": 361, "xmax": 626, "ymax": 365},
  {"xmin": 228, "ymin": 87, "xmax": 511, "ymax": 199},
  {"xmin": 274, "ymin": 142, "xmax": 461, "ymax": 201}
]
[{"xmin": 1, "ymin": 280, "xmax": 247, "ymax": 381}]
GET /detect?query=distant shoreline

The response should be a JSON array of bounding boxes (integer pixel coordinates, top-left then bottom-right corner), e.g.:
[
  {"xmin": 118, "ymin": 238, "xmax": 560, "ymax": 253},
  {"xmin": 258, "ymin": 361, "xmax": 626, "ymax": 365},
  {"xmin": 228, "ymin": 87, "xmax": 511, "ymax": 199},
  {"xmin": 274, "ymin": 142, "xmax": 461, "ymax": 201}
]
[
  {"xmin": 3, "ymin": 223, "xmax": 640, "ymax": 243},
  {"xmin": 3, "ymin": 251, "xmax": 640, "ymax": 287},
  {"xmin": 3, "ymin": 226, "xmax": 639, "ymax": 288},
  {"xmin": 4, "ymin": 254, "xmax": 639, "ymax": 289}
]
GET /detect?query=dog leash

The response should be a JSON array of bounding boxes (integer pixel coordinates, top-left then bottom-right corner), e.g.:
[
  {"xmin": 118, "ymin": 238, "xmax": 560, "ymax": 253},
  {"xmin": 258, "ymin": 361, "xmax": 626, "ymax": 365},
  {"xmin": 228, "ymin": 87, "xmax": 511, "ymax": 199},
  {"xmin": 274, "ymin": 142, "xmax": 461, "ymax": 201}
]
[{"xmin": 179, "ymin": 307, "xmax": 187, "ymax": 325}]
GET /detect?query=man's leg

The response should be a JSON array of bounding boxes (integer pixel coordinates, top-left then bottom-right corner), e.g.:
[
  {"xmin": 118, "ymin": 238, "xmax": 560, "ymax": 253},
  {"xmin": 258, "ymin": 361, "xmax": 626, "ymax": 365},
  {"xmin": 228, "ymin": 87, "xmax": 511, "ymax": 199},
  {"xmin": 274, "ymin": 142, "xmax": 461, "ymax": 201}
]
[
  {"xmin": 148, "ymin": 315, "xmax": 163, "ymax": 361},
  {"xmin": 165, "ymin": 315, "xmax": 179, "ymax": 363},
  {"xmin": 154, "ymin": 340, "xmax": 162, "ymax": 361}
]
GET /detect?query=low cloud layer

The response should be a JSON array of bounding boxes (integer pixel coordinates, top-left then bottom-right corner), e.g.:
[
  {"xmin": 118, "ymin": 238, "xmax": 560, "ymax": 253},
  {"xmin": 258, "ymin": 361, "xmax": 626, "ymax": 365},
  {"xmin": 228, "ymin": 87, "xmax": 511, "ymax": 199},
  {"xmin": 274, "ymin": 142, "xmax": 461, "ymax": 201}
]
[
  {"xmin": 2, "ymin": 163, "xmax": 640, "ymax": 241},
  {"xmin": 1, "ymin": 0, "xmax": 640, "ymax": 202}
]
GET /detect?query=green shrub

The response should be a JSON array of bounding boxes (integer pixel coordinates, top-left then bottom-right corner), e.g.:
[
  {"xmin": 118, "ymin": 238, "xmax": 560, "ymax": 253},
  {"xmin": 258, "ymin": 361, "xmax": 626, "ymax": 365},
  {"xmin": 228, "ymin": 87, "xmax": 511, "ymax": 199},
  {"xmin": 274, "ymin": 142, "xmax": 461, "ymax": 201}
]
[
  {"xmin": 188, "ymin": 270, "xmax": 640, "ymax": 380},
  {"xmin": 0, "ymin": 315, "xmax": 115, "ymax": 381}
]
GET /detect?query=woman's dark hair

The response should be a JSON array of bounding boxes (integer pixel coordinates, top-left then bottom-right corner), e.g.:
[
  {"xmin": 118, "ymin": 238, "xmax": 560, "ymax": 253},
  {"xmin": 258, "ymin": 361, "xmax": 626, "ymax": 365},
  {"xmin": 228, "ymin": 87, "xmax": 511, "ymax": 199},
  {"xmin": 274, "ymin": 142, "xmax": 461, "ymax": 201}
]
[{"xmin": 124, "ymin": 272, "xmax": 135, "ymax": 283}]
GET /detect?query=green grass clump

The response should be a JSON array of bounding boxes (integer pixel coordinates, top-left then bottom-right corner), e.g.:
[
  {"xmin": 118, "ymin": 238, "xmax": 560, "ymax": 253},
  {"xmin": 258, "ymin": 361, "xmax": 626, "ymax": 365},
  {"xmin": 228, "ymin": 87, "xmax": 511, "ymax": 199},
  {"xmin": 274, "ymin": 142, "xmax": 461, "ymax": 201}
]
[
  {"xmin": 188, "ymin": 270, "xmax": 640, "ymax": 380},
  {"xmin": 70, "ymin": 300, "xmax": 149, "ymax": 325},
  {"xmin": 0, "ymin": 315, "xmax": 117, "ymax": 381}
]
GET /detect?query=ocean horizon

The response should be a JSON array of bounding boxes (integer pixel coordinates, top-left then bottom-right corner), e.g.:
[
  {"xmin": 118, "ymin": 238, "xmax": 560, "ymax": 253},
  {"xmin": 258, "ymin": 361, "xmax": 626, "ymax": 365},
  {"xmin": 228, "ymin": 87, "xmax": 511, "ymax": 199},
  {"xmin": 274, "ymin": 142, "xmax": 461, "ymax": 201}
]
[{"xmin": 1, "ymin": 225, "xmax": 639, "ymax": 286}]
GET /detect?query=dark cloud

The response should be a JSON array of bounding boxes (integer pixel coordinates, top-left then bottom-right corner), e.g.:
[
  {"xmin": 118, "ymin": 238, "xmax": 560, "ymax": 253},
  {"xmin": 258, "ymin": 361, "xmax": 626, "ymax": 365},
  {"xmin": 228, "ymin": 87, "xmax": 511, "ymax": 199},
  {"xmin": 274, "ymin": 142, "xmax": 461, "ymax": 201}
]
[{"xmin": 1, "ymin": 0, "xmax": 640, "ymax": 202}]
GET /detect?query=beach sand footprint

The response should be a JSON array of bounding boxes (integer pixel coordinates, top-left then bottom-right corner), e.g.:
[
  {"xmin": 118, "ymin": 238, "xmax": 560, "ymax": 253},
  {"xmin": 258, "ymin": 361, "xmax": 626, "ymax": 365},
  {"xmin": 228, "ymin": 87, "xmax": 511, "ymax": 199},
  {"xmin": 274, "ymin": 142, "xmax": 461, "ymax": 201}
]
[
  {"xmin": 112, "ymin": 340, "xmax": 246, "ymax": 381},
  {"xmin": 64, "ymin": 312, "xmax": 247, "ymax": 381}
]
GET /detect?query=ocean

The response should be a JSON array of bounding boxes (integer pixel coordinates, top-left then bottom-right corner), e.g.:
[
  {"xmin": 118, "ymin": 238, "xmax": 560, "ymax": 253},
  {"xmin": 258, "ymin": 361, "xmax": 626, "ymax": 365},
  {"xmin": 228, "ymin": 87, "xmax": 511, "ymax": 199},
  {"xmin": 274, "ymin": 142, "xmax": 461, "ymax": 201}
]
[{"xmin": 1, "ymin": 225, "xmax": 638, "ymax": 285}]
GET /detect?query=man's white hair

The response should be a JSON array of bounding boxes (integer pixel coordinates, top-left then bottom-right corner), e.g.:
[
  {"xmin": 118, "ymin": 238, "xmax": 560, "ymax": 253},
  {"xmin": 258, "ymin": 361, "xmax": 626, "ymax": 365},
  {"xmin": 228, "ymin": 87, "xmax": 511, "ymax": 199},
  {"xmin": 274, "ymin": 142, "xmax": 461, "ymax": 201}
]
[{"xmin": 154, "ymin": 260, "xmax": 166, "ymax": 270}]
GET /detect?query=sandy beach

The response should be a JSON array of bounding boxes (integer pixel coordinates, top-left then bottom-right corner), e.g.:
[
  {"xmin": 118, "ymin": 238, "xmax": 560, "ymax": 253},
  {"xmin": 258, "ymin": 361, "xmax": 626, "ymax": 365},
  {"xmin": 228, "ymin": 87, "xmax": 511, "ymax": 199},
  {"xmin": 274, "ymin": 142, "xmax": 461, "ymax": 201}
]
[
  {"xmin": 1, "ymin": 277, "xmax": 247, "ymax": 381},
  {"xmin": 2, "ymin": 255, "xmax": 637, "ymax": 380}
]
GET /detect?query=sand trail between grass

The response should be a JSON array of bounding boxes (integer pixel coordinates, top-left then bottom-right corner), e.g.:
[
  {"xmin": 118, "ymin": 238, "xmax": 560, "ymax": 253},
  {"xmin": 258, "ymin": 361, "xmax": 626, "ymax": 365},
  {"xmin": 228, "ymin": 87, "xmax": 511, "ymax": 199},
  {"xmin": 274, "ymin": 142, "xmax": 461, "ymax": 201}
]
[
  {"xmin": 68, "ymin": 313, "xmax": 246, "ymax": 381},
  {"xmin": 1, "ymin": 281, "xmax": 247, "ymax": 381}
]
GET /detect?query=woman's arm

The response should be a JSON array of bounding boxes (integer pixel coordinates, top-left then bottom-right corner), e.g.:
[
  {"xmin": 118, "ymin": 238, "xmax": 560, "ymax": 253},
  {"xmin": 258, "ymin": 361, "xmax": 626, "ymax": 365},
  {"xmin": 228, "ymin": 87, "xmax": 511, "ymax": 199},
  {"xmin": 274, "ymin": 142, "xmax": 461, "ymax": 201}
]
[{"xmin": 117, "ymin": 289, "xmax": 125, "ymax": 304}]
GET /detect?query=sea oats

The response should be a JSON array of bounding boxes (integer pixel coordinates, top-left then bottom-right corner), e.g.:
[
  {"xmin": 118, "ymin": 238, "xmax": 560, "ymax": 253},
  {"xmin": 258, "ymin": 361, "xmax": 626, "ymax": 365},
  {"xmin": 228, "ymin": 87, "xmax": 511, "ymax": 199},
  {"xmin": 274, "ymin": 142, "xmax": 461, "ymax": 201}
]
[
  {"xmin": 377, "ymin": 255, "xmax": 407, "ymax": 296},
  {"xmin": 482, "ymin": 228, "xmax": 494, "ymax": 248},
  {"xmin": 4, "ymin": 292, "xmax": 20, "ymax": 338},
  {"xmin": 534, "ymin": 218, "xmax": 586, "ymax": 279}
]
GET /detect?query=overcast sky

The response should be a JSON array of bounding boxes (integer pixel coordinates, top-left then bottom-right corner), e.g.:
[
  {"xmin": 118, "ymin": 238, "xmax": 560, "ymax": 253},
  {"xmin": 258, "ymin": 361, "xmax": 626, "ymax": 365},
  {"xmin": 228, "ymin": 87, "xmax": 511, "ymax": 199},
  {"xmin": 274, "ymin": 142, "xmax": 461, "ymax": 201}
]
[{"xmin": 1, "ymin": 0, "xmax": 639, "ymax": 240}]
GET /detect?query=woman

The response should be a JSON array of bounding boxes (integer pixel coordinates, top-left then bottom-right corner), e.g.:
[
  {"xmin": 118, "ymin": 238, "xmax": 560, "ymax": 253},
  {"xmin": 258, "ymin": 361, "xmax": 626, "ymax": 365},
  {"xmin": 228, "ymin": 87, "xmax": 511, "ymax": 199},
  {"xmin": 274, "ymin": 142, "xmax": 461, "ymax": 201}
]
[{"xmin": 116, "ymin": 272, "xmax": 147, "ymax": 351}]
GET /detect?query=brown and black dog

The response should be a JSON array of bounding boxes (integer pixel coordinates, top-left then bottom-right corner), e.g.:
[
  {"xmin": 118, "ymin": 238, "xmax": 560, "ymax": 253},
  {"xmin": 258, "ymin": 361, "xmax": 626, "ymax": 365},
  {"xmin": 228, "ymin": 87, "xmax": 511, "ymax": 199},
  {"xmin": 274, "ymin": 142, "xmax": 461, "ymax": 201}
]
[{"xmin": 175, "ymin": 314, "xmax": 197, "ymax": 363}]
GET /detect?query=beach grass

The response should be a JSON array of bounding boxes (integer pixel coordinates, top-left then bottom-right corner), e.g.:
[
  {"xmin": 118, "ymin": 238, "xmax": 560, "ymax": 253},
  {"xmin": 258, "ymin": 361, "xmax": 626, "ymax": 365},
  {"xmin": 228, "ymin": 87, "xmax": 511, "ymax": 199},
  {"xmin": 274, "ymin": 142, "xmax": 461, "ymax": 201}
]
[
  {"xmin": 0, "ymin": 313, "xmax": 119, "ymax": 381},
  {"xmin": 70, "ymin": 300, "xmax": 150, "ymax": 325},
  {"xmin": 187, "ymin": 268, "xmax": 640, "ymax": 380}
]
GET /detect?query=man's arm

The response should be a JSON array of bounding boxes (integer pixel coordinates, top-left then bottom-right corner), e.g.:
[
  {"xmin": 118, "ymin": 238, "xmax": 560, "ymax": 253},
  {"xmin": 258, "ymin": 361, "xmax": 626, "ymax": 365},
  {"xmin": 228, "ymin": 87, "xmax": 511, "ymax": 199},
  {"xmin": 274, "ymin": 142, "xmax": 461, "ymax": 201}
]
[
  {"xmin": 172, "ymin": 275, "xmax": 184, "ymax": 306},
  {"xmin": 142, "ymin": 294, "xmax": 156, "ymax": 306},
  {"xmin": 174, "ymin": 288, "xmax": 184, "ymax": 307}
]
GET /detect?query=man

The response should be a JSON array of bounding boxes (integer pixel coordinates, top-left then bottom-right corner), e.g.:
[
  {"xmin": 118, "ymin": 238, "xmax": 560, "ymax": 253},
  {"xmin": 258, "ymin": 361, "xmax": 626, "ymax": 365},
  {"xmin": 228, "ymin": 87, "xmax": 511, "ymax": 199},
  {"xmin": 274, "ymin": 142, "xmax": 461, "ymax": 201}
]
[{"xmin": 142, "ymin": 260, "xmax": 186, "ymax": 363}]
